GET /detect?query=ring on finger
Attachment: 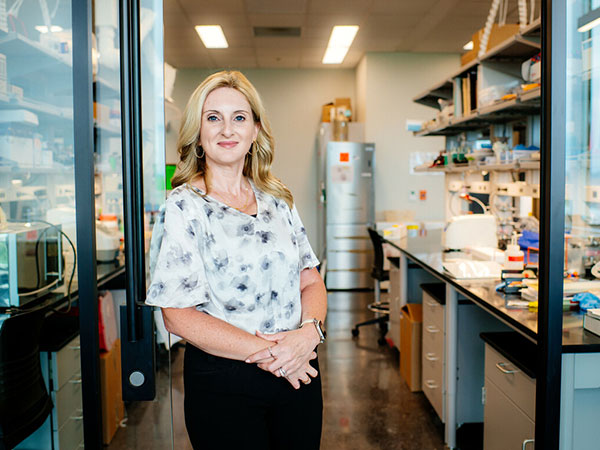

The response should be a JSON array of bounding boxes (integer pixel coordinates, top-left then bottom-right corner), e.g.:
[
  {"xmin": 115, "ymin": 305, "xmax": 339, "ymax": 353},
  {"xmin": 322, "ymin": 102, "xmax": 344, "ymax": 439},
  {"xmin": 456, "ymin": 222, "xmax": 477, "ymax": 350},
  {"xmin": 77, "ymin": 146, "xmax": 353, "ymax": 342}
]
[
  {"xmin": 279, "ymin": 367, "xmax": 287, "ymax": 377},
  {"xmin": 268, "ymin": 346, "xmax": 275, "ymax": 359}
]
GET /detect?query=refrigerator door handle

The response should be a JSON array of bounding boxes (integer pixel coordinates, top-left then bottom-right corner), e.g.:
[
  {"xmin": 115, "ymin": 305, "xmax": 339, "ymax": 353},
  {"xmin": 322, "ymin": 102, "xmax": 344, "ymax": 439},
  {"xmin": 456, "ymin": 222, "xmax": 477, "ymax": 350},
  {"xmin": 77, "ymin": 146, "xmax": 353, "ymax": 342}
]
[{"xmin": 118, "ymin": 0, "xmax": 155, "ymax": 402}]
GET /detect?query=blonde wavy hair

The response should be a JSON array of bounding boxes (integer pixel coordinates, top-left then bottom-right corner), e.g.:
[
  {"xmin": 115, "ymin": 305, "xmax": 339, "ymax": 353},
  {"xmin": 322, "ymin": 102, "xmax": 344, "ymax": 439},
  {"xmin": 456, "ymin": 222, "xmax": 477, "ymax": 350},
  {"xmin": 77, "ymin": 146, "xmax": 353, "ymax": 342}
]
[{"xmin": 170, "ymin": 70, "xmax": 293, "ymax": 208}]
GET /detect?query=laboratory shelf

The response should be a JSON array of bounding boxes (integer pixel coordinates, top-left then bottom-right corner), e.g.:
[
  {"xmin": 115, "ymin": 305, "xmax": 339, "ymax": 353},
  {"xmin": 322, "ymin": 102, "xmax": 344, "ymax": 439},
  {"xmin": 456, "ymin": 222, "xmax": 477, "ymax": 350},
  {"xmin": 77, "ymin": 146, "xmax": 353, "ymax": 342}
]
[
  {"xmin": 0, "ymin": 96, "xmax": 73, "ymax": 121},
  {"xmin": 94, "ymin": 120, "xmax": 121, "ymax": 136},
  {"xmin": 0, "ymin": 32, "xmax": 71, "ymax": 79},
  {"xmin": 415, "ymin": 88, "xmax": 541, "ymax": 137},
  {"xmin": 414, "ymin": 22, "xmax": 541, "ymax": 111},
  {"xmin": 414, "ymin": 160, "xmax": 539, "ymax": 174},
  {"xmin": 94, "ymin": 76, "xmax": 120, "ymax": 99}
]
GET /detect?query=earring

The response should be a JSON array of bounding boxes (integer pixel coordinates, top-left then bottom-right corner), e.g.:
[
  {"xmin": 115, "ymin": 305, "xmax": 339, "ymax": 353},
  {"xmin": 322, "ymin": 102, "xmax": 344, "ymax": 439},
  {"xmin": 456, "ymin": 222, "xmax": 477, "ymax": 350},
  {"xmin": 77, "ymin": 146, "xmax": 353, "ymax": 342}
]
[{"xmin": 195, "ymin": 145, "xmax": 205, "ymax": 159}]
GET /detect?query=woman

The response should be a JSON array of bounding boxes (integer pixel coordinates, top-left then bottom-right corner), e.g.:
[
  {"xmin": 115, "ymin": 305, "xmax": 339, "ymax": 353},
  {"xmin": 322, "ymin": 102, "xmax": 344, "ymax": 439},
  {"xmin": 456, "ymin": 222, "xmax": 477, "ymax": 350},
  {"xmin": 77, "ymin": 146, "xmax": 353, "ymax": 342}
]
[{"xmin": 146, "ymin": 70, "xmax": 327, "ymax": 449}]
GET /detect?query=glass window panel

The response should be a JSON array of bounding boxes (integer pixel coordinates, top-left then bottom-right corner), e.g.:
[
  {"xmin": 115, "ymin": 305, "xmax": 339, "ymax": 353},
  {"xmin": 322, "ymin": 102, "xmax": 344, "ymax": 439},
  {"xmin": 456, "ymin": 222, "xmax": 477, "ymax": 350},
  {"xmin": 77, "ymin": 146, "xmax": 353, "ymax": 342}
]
[{"xmin": 0, "ymin": 0, "xmax": 76, "ymax": 308}]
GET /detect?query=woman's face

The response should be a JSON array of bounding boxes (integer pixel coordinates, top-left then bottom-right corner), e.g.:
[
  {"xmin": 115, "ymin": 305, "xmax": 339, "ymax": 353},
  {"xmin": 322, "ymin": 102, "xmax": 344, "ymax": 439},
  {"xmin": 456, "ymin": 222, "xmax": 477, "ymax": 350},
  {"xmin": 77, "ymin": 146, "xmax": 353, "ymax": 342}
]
[{"xmin": 199, "ymin": 87, "xmax": 260, "ymax": 169}]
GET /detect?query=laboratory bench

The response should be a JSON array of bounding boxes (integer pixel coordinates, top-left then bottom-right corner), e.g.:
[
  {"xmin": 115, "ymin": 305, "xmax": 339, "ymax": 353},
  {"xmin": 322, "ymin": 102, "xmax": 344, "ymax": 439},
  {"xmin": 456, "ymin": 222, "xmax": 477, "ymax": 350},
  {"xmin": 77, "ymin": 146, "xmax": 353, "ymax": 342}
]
[
  {"xmin": 385, "ymin": 230, "xmax": 600, "ymax": 351},
  {"xmin": 383, "ymin": 229, "xmax": 600, "ymax": 450}
]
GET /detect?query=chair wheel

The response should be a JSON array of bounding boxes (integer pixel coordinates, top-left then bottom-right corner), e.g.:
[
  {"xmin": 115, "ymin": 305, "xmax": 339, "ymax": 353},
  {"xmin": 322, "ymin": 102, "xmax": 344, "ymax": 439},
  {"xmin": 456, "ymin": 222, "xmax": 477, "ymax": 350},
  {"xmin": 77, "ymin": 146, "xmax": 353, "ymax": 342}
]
[{"xmin": 351, "ymin": 328, "xmax": 359, "ymax": 337}]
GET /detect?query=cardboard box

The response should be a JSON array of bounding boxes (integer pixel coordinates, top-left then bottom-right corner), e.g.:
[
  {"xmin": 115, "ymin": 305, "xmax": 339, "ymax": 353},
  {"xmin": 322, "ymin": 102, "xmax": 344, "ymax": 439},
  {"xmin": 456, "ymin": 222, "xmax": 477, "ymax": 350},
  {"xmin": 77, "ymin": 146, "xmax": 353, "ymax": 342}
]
[
  {"xmin": 461, "ymin": 24, "xmax": 521, "ymax": 66},
  {"xmin": 334, "ymin": 97, "xmax": 352, "ymax": 121},
  {"xmin": 321, "ymin": 103, "xmax": 334, "ymax": 122},
  {"xmin": 100, "ymin": 339, "xmax": 125, "ymax": 445},
  {"xmin": 400, "ymin": 303, "xmax": 423, "ymax": 392}
]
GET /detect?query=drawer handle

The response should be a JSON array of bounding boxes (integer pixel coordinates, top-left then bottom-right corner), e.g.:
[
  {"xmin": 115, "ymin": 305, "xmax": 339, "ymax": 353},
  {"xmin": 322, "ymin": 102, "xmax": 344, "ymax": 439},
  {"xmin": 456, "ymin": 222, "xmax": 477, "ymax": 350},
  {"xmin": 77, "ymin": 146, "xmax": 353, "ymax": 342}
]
[
  {"xmin": 522, "ymin": 438, "xmax": 534, "ymax": 450},
  {"xmin": 426, "ymin": 300, "xmax": 438, "ymax": 308},
  {"xmin": 424, "ymin": 379, "xmax": 439, "ymax": 389},
  {"xmin": 71, "ymin": 415, "xmax": 84, "ymax": 421},
  {"xmin": 425, "ymin": 325, "xmax": 440, "ymax": 334},
  {"xmin": 69, "ymin": 345, "xmax": 81, "ymax": 350},
  {"xmin": 496, "ymin": 362, "xmax": 520, "ymax": 374},
  {"xmin": 425, "ymin": 353, "xmax": 439, "ymax": 361},
  {"xmin": 70, "ymin": 378, "xmax": 82, "ymax": 384}
]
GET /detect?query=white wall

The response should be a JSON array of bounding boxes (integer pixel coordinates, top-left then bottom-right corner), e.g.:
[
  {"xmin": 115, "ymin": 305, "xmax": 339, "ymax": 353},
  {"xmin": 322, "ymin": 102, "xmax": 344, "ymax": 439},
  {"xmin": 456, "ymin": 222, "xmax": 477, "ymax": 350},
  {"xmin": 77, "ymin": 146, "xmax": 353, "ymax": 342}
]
[
  {"xmin": 362, "ymin": 52, "xmax": 460, "ymax": 221},
  {"xmin": 171, "ymin": 68, "xmax": 356, "ymax": 249}
]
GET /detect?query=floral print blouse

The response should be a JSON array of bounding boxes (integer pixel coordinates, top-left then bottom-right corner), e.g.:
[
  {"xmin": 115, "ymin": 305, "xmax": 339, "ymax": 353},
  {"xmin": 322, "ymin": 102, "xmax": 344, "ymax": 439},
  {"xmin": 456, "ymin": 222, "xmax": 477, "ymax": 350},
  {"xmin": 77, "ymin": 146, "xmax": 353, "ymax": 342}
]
[{"xmin": 146, "ymin": 181, "xmax": 319, "ymax": 335}]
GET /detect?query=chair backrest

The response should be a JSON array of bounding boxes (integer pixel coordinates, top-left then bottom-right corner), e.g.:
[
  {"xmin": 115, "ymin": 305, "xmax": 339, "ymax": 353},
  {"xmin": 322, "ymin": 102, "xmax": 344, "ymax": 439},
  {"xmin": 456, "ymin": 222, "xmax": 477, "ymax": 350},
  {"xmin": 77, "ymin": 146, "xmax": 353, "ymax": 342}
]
[
  {"xmin": 0, "ymin": 310, "xmax": 53, "ymax": 448},
  {"xmin": 367, "ymin": 227, "xmax": 387, "ymax": 280}
]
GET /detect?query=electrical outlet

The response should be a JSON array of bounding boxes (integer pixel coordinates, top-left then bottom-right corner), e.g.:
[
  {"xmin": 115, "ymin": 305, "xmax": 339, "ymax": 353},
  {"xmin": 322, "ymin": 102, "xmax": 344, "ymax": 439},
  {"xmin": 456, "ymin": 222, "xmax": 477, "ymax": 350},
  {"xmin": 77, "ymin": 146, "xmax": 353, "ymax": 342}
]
[
  {"xmin": 409, "ymin": 190, "xmax": 417, "ymax": 202},
  {"xmin": 448, "ymin": 181, "xmax": 463, "ymax": 192},
  {"xmin": 586, "ymin": 185, "xmax": 600, "ymax": 203},
  {"xmin": 528, "ymin": 184, "xmax": 540, "ymax": 198},
  {"xmin": 468, "ymin": 181, "xmax": 490, "ymax": 194}
]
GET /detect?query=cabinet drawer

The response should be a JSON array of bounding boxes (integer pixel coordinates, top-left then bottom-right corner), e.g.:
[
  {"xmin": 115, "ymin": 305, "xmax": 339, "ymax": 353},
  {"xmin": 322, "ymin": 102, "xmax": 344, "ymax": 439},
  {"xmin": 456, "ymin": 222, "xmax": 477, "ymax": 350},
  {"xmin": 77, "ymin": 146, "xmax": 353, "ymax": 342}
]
[
  {"xmin": 485, "ymin": 345, "xmax": 536, "ymax": 420},
  {"xmin": 53, "ymin": 336, "xmax": 81, "ymax": 391},
  {"xmin": 422, "ymin": 322, "xmax": 444, "ymax": 358},
  {"xmin": 56, "ymin": 413, "xmax": 84, "ymax": 450},
  {"xmin": 54, "ymin": 372, "xmax": 83, "ymax": 430},
  {"xmin": 422, "ymin": 368, "xmax": 444, "ymax": 421},
  {"xmin": 422, "ymin": 349, "xmax": 443, "ymax": 384},
  {"xmin": 423, "ymin": 291, "xmax": 445, "ymax": 331},
  {"xmin": 484, "ymin": 377, "xmax": 535, "ymax": 450}
]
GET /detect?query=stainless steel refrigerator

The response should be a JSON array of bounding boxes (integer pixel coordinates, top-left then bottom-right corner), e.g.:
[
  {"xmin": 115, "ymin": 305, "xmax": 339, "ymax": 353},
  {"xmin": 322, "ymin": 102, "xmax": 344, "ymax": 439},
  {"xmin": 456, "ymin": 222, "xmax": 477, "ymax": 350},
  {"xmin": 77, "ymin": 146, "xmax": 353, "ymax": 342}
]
[{"xmin": 324, "ymin": 141, "xmax": 375, "ymax": 289}]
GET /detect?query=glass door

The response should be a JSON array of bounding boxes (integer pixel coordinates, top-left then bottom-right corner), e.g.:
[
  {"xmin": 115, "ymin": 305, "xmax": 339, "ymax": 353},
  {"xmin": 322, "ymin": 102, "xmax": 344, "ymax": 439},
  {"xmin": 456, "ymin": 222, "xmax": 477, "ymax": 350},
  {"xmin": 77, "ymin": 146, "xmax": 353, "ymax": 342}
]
[{"xmin": 565, "ymin": 1, "xmax": 600, "ymax": 249}]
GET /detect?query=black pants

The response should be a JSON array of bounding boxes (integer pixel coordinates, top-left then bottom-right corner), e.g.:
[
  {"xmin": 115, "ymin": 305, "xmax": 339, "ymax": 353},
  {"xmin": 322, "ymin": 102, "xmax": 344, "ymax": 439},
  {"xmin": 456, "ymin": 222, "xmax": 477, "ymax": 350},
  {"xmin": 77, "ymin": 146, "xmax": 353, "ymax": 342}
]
[{"xmin": 183, "ymin": 343, "xmax": 323, "ymax": 450}]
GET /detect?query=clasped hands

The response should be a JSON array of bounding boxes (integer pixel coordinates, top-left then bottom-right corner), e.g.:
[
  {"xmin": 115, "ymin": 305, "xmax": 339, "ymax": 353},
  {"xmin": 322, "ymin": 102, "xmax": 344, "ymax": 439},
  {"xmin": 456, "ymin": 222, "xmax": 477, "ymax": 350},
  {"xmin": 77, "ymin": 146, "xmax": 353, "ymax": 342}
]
[{"xmin": 245, "ymin": 327, "xmax": 320, "ymax": 389}]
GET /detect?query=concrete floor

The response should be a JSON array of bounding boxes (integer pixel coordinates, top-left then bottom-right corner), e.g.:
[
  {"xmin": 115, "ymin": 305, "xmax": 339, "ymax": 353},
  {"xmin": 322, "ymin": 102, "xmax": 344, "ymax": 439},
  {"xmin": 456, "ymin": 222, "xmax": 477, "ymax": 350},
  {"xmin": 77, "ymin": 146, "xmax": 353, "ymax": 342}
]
[{"xmin": 108, "ymin": 291, "xmax": 446, "ymax": 449}]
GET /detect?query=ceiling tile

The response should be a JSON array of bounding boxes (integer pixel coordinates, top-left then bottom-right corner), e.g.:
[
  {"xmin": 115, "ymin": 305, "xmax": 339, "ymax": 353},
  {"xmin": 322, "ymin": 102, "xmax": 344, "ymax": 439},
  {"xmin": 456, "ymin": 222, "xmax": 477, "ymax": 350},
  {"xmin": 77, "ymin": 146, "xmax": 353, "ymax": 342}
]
[
  {"xmin": 178, "ymin": 0, "xmax": 245, "ymax": 15},
  {"xmin": 210, "ymin": 55, "xmax": 259, "ymax": 69},
  {"xmin": 246, "ymin": 0, "xmax": 307, "ymax": 15},
  {"xmin": 247, "ymin": 14, "xmax": 305, "ymax": 27},
  {"xmin": 187, "ymin": 14, "xmax": 248, "ymax": 27},
  {"xmin": 256, "ymin": 47, "xmax": 301, "ymax": 58},
  {"xmin": 370, "ymin": 0, "xmax": 438, "ymax": 15},
  {"xmin": 252, "ymin": 36, "xmax": 305, "ymax": 49},
  {"xmin": 257, "ymin": 54, "xmax": 301, "ymax": 68},
  {"xmin": 307, "ymin": 0, "xmax": 371, "ymax": 15}
]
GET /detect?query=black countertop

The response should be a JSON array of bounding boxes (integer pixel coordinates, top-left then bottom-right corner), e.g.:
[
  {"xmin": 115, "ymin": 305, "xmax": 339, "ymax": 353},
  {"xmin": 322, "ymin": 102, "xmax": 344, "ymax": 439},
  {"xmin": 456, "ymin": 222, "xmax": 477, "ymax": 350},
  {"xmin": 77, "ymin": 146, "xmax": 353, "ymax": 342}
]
[{"xmin": 384, "ymin": 230, "xmax": 600, "ymax": 353}]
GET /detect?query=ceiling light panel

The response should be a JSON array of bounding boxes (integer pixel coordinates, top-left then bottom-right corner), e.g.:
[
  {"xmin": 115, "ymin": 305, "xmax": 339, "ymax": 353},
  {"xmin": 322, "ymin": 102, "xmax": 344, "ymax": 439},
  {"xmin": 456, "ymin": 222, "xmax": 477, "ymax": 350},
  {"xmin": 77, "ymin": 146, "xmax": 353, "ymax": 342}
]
[
  {"xmin": 322, "ymin": 25, "xmax": 359, "ymax": 64},
  {"xmin": 195, "ymin": 25, "xmax": 229, "ymax": 48}
]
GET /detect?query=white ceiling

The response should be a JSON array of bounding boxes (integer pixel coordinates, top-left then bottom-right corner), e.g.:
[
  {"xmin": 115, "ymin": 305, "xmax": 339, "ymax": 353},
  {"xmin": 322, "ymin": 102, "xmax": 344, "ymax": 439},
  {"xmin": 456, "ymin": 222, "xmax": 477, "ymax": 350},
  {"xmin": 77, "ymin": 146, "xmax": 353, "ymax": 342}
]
[{"xmin": 164, "ymin": 0, "xmax": 534, "ymax": 70}]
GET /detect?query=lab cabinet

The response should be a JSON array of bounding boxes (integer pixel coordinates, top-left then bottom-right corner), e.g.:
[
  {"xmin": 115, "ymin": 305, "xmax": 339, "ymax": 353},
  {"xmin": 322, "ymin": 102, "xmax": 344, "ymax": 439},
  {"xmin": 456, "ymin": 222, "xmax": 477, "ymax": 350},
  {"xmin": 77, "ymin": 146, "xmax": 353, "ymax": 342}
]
[
  {"xmin": 16, "ymin": 335, "xmax": 83, "ymax": 450},
  {"xmin": 483, "ymin": 343, "xmax": 536, "ymax": 450},
  {"xmin": 420, "ymin": 284, "xmax": 511, "ymax": 425}
]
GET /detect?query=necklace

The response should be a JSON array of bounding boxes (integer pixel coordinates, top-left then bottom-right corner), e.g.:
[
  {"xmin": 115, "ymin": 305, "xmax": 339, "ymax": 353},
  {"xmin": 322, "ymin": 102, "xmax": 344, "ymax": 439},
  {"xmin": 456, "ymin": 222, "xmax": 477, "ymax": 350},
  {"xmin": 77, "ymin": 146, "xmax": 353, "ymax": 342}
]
[{"xmin": 212, "ymin": 184, "xmax": 253, "ymax": 212}]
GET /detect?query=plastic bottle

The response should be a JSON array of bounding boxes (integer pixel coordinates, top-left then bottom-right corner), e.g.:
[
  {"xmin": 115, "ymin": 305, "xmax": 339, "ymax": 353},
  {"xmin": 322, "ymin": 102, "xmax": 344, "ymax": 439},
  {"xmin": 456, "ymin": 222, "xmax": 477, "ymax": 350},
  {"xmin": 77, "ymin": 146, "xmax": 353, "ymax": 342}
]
[{"xmin": 505, "ymin": 234, "xmax": 525, "ymax": 270}]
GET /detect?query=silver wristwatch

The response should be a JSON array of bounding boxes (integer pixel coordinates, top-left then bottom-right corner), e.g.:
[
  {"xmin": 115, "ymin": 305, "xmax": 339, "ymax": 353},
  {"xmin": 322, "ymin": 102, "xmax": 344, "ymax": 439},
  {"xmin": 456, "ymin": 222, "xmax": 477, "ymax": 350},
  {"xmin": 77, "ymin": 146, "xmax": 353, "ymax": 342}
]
[{"xmin": 300, "ymin": 318, "xmax": 326, "ymax": 344}]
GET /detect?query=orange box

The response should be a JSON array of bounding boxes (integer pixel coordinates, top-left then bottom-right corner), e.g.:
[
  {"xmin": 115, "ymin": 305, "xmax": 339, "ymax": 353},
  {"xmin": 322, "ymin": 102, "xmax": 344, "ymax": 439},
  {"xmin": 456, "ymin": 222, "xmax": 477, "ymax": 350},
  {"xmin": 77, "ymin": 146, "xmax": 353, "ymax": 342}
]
[
  {"xmin": 400, "ymin": 304, "xmax": 423, "ymax": 392},
  {"xmin": 100, "ymin": 339, "xmax": 125, "ymax": 444}
]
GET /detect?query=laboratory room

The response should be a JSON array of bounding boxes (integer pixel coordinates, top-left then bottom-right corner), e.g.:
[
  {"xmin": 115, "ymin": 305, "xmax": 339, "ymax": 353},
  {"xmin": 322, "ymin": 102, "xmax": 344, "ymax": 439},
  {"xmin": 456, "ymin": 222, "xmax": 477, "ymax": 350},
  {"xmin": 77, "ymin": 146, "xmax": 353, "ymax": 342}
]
[{"xmin": 2, "ymin": 0, "xmax": 600, "ymax": 449}]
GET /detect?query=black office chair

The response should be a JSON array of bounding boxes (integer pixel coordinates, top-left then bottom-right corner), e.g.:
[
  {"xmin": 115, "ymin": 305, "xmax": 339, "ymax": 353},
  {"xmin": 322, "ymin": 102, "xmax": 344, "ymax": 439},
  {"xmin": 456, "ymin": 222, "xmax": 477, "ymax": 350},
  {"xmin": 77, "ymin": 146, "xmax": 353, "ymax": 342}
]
[
  {"xmin": 0, "ymin": 310, "xmax": 53, "ymax": 449},
  {"xmin": 352, "ymin": 227, "xmax": 399, "ymax": 345}
]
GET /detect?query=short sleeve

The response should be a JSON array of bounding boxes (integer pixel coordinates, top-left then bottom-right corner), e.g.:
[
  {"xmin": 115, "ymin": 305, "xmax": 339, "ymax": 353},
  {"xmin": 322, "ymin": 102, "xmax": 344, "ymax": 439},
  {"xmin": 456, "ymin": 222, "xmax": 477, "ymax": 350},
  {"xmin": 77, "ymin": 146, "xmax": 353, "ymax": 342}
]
[
  {"xmin": 291, "ymin": 204, "xmax": 320, "ymax": 271},
  {"xmin": 145, "ymin": 194, "xmax": 210, "ymax": 309}
]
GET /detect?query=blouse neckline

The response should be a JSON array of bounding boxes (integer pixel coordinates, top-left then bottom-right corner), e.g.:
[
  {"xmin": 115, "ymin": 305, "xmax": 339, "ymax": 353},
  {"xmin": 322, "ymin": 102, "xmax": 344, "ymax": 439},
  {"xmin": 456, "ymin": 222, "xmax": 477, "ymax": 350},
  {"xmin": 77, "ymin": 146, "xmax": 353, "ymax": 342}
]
[{"xmin": 186, "ymin": 179, "xmax": 260, "ymax": 219}]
